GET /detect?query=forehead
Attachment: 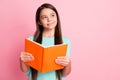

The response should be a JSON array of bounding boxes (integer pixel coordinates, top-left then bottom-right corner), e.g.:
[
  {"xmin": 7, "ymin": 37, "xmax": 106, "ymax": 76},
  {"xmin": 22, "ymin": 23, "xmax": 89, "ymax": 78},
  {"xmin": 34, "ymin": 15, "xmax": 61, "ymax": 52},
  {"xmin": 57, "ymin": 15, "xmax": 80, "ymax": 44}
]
[{"xmin": 40, "ymin": 8, "xmax": 56, "ymax": 16}]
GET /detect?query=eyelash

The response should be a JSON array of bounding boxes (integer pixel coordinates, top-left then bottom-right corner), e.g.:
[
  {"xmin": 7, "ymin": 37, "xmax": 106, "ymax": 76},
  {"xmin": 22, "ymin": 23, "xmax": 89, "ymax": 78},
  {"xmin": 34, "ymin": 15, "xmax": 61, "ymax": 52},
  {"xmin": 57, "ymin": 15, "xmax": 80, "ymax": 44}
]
[
  {"xmin": 51, "ymin": 14, "xmax": 55, "ymax": 17},
  {"xmin": 41, "ymin": 14, "xmax": 55, "ymax": 20}
]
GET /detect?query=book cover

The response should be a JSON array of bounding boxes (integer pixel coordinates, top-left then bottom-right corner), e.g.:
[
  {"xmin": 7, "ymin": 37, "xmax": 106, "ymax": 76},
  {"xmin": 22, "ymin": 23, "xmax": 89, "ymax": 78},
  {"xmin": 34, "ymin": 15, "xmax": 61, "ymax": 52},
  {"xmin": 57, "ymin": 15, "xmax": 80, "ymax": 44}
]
[{"xmin": 24, "ymin": 38, "xmax": 68, "ymax": 73}]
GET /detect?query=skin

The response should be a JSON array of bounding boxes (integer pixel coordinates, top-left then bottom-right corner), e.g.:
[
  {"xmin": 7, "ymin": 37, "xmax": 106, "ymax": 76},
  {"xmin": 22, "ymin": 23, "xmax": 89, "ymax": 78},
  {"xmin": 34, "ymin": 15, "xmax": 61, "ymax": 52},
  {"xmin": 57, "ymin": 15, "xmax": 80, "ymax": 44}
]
[{"xmin": 20, "ymin": 8, "xmax": 71, "ymax": 77}]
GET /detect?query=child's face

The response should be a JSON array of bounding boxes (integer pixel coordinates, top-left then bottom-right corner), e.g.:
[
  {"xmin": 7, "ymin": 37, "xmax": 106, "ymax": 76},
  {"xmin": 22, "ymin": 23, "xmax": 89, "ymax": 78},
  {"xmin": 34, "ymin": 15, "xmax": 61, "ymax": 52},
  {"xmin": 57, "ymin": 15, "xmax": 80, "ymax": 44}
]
[{"xmin": 39, "ymin": 8, "xmax": 57, "ymax": 30}]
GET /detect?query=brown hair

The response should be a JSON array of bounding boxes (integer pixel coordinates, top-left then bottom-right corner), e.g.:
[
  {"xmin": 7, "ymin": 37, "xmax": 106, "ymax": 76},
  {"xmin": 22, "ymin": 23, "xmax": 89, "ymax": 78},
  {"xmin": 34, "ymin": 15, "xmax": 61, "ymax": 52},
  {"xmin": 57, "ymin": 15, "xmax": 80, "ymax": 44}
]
[{"xmin": 31, "ymin": 3, "xmax": 63, "ymax": 80}]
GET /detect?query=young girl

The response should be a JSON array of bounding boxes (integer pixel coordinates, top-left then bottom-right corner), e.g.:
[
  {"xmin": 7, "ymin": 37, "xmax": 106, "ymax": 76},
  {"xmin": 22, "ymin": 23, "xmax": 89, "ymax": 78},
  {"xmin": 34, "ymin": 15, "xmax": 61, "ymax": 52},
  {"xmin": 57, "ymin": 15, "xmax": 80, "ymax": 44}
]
[{"xmin": 20, "ymin": 3, "xmax": 71, "ymax": 80}]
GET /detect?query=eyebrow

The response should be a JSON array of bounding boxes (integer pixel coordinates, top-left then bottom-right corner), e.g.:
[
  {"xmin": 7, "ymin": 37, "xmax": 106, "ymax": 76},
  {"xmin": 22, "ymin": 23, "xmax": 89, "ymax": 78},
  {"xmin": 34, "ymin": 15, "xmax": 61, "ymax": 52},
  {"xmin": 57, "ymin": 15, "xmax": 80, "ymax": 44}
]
[
  {"xmin": 41, "ymin": 12, "xmax": 56, "ymax": 16},
  {"xmin": 51, "ymin": 12, "xmax": 55, "ymax": 15}
]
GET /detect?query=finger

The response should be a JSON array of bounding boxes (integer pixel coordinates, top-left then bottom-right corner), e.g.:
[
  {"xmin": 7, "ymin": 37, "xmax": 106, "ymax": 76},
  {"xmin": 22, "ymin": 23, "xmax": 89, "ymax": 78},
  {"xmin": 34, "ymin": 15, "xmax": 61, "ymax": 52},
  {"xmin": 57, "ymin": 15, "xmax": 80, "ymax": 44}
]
[
  {"xmin": 57, "ymin": 56, "xmax": 66, "ymax": 59},
  {"xmin": 23, "ymin": 52, "xmax": 32, "ymax": 56},
  {"xmin": 21, "ymin": 52, "xmax": 33, "ymax": 58},
  {"xmin": 56, "ymin": 57, "xmax": 70, "ymax": 62},
  {"xmin": 21, "ymin": 51, "xmax": 32, "ymax": 55},
  {"xmin": 55, "ymin": 58, "xmax": 70, "ymax": 66},
  {"xmin": 21, "ymin": 56, "xmax": 34, "ymax": 62},
  {"xmin": 60, "ymin": 62, "xmax": 69, "ymax": 66},
  {"xmin": 55, "ymin": 60, "xmax": 69, "ymax": 66},
  {"xmin": 20, "ymin": 53, "xmax": 34, "ymax": 62}
]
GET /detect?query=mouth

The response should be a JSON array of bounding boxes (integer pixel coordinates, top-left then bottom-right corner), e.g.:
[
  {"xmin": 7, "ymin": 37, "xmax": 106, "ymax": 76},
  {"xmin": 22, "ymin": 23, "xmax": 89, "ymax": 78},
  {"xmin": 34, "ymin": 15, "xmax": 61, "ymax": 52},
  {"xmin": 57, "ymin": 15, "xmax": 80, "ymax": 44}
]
[{"xmin": 47, "ymin": 21, "xmax": 56, "ymax": 26}]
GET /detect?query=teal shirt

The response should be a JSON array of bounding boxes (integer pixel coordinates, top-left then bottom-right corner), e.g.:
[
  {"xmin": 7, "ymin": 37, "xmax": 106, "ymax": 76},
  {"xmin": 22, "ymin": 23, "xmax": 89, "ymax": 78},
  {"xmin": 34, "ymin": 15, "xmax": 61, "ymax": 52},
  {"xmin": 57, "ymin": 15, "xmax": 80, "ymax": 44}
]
[{"xmin": 25, "ymin": 36, "xmax": 71, "ymax": 80}]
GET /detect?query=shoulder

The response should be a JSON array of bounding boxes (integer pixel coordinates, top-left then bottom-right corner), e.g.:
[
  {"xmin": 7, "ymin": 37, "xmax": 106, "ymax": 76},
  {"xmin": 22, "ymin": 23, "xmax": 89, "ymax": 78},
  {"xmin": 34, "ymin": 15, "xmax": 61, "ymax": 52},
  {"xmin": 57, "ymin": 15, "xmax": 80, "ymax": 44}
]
[
  {"xmin": 28, "ymin": 36, "xmax": 34, "ymax": 40},
  {"xmin": 62, "ymin": 36, "xmax": 71, "ymax": 44}
]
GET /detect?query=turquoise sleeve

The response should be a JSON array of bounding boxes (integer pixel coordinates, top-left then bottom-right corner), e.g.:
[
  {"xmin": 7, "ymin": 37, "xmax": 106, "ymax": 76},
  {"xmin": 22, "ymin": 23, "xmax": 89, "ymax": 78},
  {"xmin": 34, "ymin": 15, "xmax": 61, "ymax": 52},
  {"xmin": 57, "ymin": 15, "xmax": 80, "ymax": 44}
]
[
  {"xmin": 28, "ymin": 36, "xmax": 34, "ymax": 40},
  {"xmin": 63, "ymin": 37, "xmax": 71, "ymax": 57}
]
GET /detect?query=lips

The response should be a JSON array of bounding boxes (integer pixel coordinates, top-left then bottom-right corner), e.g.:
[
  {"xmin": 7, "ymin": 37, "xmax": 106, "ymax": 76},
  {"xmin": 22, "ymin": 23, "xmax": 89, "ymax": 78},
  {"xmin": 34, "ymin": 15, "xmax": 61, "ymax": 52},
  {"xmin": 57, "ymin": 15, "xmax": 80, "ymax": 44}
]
[{"xmin": 47, "ymin": 21, "xmax": 56, "ymax": 26}]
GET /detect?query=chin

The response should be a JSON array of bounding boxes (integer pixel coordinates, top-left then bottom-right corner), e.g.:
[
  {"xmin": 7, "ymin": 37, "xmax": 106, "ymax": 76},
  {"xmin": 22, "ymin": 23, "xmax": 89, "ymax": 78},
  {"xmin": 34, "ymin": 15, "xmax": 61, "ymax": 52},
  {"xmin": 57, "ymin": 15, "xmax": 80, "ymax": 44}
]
[
  {"xmin": 47, "ymin": 25, "xmax": 56, "ymax": 29},
  {"xmin": 44, "ymin": 27, "xmax": 55, "ymax": 30},
  {"xmin": 48, "ymin": 27, "xmax": 55, "ymax": 30}
]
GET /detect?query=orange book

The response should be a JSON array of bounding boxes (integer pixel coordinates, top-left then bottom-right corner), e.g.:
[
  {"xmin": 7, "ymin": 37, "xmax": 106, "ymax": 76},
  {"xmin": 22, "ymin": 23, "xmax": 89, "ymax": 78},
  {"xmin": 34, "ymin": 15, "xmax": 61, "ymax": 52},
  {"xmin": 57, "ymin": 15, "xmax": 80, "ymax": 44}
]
[{"xmin": 24, "ymin": 38, "xmax": 68, "ymax": 73}]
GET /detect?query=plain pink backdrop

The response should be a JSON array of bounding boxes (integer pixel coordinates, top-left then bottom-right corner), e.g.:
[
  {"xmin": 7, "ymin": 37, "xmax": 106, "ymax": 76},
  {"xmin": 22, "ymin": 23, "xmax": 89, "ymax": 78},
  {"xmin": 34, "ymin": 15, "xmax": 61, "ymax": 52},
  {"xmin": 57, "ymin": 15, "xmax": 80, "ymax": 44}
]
[{"xmin": 0, "ymin": 0, "xmax": 120, "ymax": 80}]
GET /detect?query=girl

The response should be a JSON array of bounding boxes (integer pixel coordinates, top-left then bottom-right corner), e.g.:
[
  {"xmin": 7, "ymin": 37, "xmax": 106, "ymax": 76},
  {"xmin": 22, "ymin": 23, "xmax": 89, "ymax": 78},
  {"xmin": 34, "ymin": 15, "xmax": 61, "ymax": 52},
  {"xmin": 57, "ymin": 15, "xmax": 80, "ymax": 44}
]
[{"xmin": 20, "ymin": 3, "xmax": 71, "ymax": 80}]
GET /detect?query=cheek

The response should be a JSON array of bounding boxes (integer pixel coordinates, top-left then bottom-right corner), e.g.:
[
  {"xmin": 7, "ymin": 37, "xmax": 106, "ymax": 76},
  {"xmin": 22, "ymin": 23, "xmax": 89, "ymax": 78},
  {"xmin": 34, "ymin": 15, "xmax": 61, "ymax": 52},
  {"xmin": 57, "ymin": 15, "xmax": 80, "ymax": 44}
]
[
  {"xmin": 54, "ymin": 17, "xmax": 57, "ymax": 23},
  {"xmin": 55, "ymin": 21, "xmax": 57, "ymax": 26},
  {"xmin": 40, "ymin": 20, "xmax": 47, "ymax": 25},
  {"xmin": 55, "ymin": 17, "xmax": 57, "ymax": 22}
]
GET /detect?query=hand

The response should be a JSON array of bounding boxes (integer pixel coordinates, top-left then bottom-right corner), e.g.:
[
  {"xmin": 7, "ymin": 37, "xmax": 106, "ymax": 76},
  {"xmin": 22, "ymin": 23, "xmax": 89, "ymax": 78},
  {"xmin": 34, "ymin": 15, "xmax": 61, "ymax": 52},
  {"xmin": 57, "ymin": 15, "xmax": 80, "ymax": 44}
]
[
  {"xmin": 55, "ymin": 56, "xmax": 71, "ymax": 67},
  {"xmin": 20, "ymin": 51, "xmax": 34, "ymax": 62}
]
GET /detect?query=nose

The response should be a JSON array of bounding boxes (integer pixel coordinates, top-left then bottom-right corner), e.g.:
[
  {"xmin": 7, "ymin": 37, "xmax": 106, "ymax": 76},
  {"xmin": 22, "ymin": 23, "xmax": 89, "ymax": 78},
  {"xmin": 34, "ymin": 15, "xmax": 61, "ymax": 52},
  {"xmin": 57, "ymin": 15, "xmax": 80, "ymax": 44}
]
[{"xmin": 47, "ymin": 16, "xmax": 52, "ymax": 22}]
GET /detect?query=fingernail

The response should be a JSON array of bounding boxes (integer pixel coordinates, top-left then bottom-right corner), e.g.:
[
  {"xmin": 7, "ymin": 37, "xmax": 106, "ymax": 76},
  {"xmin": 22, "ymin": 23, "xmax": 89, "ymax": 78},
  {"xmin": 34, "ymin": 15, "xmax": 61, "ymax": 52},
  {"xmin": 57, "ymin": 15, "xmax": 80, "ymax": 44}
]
[{"xmin": 55, "ymin": 59, "xmax": 58, "ymax": 62}]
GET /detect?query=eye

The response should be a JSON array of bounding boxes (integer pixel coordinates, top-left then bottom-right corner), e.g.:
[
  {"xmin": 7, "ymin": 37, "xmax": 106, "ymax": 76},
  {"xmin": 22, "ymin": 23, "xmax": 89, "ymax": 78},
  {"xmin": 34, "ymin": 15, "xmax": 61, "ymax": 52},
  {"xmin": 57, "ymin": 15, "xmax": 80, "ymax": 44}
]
[
  {"xmin": 52, "ymin": 14, "xmax": 55, "ymax": 17},
  {"xmin": 41, "ymin": 16, "xmax": 47, "ymax": 19},
  {"xmin": 51, "ymin": 13, "xmax": 56, "ymax": 17}
]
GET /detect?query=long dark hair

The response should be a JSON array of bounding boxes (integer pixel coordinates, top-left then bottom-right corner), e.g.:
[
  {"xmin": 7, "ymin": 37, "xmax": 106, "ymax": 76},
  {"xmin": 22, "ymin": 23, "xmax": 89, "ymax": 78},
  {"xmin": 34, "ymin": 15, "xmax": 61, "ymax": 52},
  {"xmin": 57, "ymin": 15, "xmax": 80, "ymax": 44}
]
[{"xmin": 31, "ymin": 3, "xmax": 63, "ymax": 80}]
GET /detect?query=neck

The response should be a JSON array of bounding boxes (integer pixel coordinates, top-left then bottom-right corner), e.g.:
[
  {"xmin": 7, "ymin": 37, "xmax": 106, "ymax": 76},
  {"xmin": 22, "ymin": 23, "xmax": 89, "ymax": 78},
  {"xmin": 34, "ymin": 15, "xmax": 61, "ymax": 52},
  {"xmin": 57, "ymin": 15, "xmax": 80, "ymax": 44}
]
[{"xmin": 42, "ymin": 28, "xmax": 55, "ymax": 38}]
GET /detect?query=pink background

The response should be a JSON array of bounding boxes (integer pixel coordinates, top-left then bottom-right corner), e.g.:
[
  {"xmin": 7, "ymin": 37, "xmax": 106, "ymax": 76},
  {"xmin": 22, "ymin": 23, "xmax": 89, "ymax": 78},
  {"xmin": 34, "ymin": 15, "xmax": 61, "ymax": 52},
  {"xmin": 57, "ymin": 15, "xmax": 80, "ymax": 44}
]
[{"xmin": 0, "ymin": 0, "xmax": 120, "ymax": 80}]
